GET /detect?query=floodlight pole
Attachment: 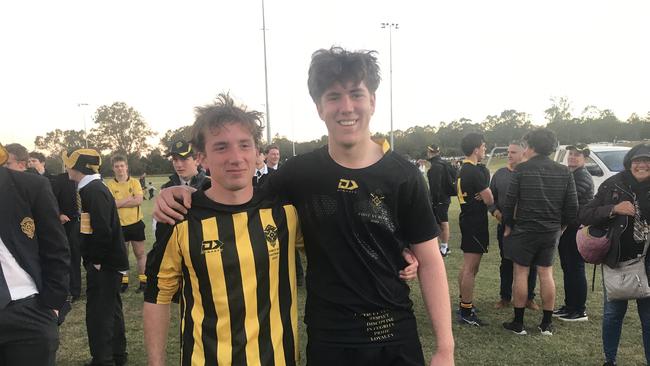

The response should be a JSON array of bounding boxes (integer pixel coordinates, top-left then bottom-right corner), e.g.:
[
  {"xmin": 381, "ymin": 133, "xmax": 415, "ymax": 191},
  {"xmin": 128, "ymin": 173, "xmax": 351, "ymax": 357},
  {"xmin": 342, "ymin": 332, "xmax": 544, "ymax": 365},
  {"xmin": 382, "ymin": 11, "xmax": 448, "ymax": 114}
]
[
  {"xmin": 262, "ymin": 0, "xmax": 271, "ymax": 144},
  {"xmin": 77, "ymin": 103, "xmax": 89, "ymax": 147},
  {"xmin": 380, "ymin": 22, "xmax": 398, "ymax": 151}
]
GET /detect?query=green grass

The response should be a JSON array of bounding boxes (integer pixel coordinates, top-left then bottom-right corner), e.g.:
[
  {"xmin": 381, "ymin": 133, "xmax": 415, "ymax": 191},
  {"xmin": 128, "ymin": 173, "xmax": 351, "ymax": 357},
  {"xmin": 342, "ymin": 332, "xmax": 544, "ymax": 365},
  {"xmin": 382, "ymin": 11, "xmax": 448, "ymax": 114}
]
[{"xmin": 57, "ymin": 174, "xmax": 647, "ymax": 365}]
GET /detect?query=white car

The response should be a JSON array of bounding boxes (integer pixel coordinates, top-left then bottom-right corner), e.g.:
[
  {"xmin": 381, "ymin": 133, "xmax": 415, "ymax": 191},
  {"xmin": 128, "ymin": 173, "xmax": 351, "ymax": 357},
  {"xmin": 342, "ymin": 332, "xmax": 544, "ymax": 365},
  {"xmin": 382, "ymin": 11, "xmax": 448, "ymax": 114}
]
[{"xmin": 554, "ymin": 144, "xmax": 630, "ymax": 190}]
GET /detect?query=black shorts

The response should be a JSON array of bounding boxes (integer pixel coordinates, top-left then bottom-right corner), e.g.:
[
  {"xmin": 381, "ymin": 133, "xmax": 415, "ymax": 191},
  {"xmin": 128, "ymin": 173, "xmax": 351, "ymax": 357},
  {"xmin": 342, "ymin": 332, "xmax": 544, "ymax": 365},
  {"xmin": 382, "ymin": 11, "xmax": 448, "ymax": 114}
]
[
  {"xmin": 306, "ymin": 339, "xmax": 424, "ymax": 366},
  {"xmin": 433, "ymin": 203, "xmax": 450, "ymax": 223},
  {"xmin": 459, "ymin": 219, "xmax": 489, "ymax": 254},
  {"xmin": 504, "ymin": 228, "xmax": 561, "ymax": 267},
  {"xmin": 122, "ymin": 220, "xmax": 145, "ymax": 242}
]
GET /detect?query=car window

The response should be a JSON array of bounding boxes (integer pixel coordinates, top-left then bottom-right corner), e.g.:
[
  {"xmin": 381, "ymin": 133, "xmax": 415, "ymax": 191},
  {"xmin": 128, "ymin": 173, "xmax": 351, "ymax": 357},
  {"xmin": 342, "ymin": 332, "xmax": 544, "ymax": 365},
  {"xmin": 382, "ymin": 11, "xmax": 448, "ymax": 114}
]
[
  {"xmin": 585, "ymin": 156, "xmax": 603, "ymax": 176},
  {"xmin": 594, "ymin": 150, "xmax": 627, "ymax": 172}
]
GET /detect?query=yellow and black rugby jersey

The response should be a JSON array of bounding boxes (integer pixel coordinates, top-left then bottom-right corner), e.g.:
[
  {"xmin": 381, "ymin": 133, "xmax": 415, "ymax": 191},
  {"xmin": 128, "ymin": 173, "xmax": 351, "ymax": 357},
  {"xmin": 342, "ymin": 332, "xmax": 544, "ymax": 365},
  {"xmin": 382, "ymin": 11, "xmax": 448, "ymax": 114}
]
[
  {"xmin": 456, "ymin": 160, "xmax": 490, "ymax": 222},
  {"xmin": 145, "ymin": 190, "xmax": 300, "ymax": 366},
  {"xmin": 106, "ymin": 177, "xmax": 144, "ymax": 226}
]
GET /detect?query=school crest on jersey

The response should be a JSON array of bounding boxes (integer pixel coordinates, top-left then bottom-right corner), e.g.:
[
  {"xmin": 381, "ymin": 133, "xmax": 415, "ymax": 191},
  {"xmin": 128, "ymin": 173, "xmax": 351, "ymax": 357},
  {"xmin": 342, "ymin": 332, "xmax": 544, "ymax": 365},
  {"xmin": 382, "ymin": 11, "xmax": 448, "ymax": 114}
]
[
  {"xmin": 20, "ymin": 217, "xmax": 35, "ymax": 239},
  {"xmin": 264, "ymin": 224, "xmax": 278, "ymax": 246}
]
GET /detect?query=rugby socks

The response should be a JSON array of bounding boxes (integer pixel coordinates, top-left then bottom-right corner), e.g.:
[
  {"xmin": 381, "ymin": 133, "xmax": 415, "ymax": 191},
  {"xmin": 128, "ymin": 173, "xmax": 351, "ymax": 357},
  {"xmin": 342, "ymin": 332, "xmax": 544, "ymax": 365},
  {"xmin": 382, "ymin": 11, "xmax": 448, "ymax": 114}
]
[
  {"xmin": 460, "ymin": 302, "xmax": 474, "ymax": 317},
  {"xmin": 440, "ymin": 242, "xmax": 448, "ymax": 252},
  {"xmin": 122, "ymin": 275, "xmax": 129, "ymax": 286},
  {"xmin": 542, "ymin": 310, "xmax": 553, "ymax": 324},
  {"xmin": 138, "ymin": 274, "xmax": 147, "ymax": 285},
  {"xmin": 514, "ymin": 307, "xmax": 525, "ymax": 323}
]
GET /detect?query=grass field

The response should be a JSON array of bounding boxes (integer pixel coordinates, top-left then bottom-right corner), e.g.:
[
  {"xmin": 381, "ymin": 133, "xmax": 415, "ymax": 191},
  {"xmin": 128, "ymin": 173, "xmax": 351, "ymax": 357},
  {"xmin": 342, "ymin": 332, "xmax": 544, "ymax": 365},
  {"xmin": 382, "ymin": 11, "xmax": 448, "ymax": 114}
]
[{"xmin": 56, "ymin": 166, "xmax": 647, "ymax": 365}]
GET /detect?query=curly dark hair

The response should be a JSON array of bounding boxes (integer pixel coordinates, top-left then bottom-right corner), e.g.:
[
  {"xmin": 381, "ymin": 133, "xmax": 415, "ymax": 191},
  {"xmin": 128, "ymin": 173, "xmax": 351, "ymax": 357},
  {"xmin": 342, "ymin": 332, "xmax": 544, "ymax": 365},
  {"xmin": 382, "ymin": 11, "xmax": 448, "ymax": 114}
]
[{"xmin": 307, "ymin": 46, "xmax": 381, "ymax": 103}]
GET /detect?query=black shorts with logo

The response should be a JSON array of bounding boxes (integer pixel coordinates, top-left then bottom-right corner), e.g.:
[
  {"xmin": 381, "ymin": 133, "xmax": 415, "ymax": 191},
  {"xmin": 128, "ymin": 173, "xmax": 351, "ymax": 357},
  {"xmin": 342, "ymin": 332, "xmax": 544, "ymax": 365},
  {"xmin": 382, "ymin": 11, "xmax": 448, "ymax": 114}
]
[
  {"xmin": 121, "ymin": 220, "xmax": 145, "ymax": 242},
  {"xmin": 504, "ymin": 228, "xmax": 561, "ymax": 267}
]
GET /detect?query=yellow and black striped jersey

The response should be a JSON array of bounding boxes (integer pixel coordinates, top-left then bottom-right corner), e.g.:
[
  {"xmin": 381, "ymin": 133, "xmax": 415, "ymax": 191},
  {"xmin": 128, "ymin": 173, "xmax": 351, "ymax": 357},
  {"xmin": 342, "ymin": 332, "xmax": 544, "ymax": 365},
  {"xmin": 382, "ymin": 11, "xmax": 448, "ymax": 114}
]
[{"xmin": 145, "ymin": 190, "xmax": 301, "ymax": 366}]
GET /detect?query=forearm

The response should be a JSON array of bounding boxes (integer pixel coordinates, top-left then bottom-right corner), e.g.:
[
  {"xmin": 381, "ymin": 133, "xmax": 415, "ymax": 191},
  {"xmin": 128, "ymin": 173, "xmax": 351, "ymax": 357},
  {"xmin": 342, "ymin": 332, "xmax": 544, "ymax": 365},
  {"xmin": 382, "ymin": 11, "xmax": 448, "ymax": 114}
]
[
  {"xmin": 412, "ymin": 242, "xmax": 454, "ymax": 360},
  {"xmin": 144, "ymin": 302, "xmax": 171, "ymax": 366},
  {"xmin": 119, "ymin": 195, "xmax": 143, "ymax": 208}
]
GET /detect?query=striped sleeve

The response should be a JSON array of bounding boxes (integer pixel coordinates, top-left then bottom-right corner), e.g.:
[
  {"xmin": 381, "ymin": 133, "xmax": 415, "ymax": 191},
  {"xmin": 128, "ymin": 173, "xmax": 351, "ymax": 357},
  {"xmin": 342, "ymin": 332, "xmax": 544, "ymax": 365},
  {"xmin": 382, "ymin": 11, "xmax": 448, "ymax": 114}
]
[{"xmin": 144, "ymin": 221, "xmax": 185, "ymax": 304}]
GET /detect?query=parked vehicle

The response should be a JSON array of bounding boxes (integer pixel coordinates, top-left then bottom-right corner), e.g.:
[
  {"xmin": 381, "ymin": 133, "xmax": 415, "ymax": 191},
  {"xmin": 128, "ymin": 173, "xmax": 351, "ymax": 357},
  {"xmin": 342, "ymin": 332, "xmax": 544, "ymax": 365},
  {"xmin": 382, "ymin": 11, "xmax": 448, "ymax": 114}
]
[{"xmin": 554, "ymin": 144, "xmax": 630, "ymax": 190}]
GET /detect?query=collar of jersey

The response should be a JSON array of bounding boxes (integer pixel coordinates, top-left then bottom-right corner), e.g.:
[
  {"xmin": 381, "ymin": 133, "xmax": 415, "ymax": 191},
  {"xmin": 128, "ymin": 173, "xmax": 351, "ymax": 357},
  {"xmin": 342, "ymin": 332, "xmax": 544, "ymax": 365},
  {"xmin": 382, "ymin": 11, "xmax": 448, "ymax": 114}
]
[
  {"xmin": 374, "ymin": 138, "xmax": 391, "ymax": 154},
  {"xmin": 462, "ymin": 159, "xmax": 477, "ymax": 165}
]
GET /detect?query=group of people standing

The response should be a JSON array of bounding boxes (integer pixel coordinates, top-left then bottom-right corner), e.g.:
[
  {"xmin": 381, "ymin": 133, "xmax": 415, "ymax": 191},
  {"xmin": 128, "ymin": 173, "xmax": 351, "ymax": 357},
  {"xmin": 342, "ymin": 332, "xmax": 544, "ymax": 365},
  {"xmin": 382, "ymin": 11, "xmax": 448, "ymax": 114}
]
[
  {"xmin": 425, "ymin": 129, "xmax": 650, "ymax": 365},
  {"xmin": 1, "ymin": 44, "xmax": 649, "ymax": 366}
]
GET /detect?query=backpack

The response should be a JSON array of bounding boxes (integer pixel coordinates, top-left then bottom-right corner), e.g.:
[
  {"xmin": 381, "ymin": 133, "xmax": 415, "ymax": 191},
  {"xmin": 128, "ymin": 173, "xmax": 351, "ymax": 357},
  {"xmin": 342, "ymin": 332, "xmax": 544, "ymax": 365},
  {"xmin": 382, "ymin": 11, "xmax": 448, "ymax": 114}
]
[{"xmin": 441, "ymin": 161, "xmax": 457, "ymax": 197}]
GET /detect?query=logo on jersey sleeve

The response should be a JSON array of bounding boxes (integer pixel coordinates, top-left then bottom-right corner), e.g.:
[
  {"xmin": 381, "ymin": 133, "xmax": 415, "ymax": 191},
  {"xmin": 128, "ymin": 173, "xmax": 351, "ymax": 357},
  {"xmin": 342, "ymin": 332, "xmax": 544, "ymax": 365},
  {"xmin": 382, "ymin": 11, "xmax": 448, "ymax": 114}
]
[
  {"xmin": 201, "ymin": 239, "xmax": 225, "ymax": 254},
  {"xmin": 338, "ymin": 179, "xmax": 358, "ymax": 192}
]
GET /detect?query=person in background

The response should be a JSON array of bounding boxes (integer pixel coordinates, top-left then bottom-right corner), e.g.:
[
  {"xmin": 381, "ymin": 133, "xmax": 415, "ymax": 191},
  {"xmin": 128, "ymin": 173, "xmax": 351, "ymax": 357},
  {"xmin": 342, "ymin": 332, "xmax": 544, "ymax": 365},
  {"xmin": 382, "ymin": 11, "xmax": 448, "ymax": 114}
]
[
  {"xmin": 0, "ymin": 143, "xmax": 70, "ymax": 366},
  {"xmin": 161, "ymin": 140, "xmax": 208, "ymax": 190},
  {"xmin": 265, "ymin": 145, "xmax": 281, "ymax": 170},
  {"xmin": 456, "ymin": 133, "xmax": 494, "ymax": 327},
  {"xmin": 501, "ymin": 129, "xmax": 577, "ymax": 336},
  {"xmin": 106, "ymin": 155, "xmax": 147, "ymax": 294},
  {"xmin": 4, "ymin": 143, "xmax": 30, "ymax": 172},
  {"xmin": 555, "ymin": 143, "xmax": 594, "ymax": 322},
  {"xmin": 579, "ymin": 143, "xmax": 650, "ymax": 366},
  {"xmin": 28, "ymin": 151, "xmax": 54, "ymax": 181},
  {"xmin": 489, "ymin": 140, "xmax": 539, "ymax": 311},
  {"xmin": 426, "ymin": 144, "xmax": 457, "ymax": 257},
  {"xmin": 63, "ymin": 148, "xmax": 129, "ymax": 366}
]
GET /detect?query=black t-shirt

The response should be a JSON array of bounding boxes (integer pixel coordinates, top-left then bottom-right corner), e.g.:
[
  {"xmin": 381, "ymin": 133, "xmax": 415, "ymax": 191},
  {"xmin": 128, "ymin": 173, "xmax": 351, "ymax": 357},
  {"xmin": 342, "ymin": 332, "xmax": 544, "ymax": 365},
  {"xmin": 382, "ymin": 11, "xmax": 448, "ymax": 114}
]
[
  {"xmin": 457, "ymin": 161, "xmax": 490, "ymax": 224},
  {"xmin": 266, "ymin": 145, "xmax": 439, "ymax": 345}
]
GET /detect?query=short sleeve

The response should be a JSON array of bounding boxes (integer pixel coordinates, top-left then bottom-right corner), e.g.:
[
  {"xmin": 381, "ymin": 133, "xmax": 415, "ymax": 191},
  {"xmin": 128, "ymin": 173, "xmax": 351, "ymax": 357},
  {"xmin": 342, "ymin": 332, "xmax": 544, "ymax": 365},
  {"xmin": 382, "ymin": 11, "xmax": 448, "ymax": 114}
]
[
  {"xmin": 144, "ymin": 222, "xmax": 184, "ymax": 304},
  {"xmin": 398, "ymin": 170, "xmax": 440, "ymax": 244},
  {"xmin": 131, "ymin": 178, "xmax": 144, "ymax": 196}
]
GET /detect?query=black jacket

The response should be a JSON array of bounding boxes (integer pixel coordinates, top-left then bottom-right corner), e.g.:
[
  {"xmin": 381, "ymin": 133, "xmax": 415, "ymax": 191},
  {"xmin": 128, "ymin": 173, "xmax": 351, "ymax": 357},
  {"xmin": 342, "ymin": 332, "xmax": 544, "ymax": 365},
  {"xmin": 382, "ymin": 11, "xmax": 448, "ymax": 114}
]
[
  {"xmin": 0, "ymin": 167, "xmax": 70, "ymax": 310},
  {"xmin": 571, "ymin": 166, "xmax": 594, "ymax": 226},
  {"xmin": 502, "ymin": 154, "xmax": 578, "ymax": 232},
  {"xmin": 579, "ymin": 171, "xmax": 649, "ymax": 266},
  {"xmin": 79, "ymin": 179, "xmax": 129, "ymax": 271},
  {"xmin": 52, "ymin": 172, "xmax": 79, "ymax": 219},
  {"xmin": 427, "ymin": 156, "xmax": 456, "ymax": 205},
  {"xmin": 253, "ymin": 166, "xmax": 276, "ymax": 188},
  {"xmin": 161, "ymin": 170, "xmax": 208, "ymax": 190}
]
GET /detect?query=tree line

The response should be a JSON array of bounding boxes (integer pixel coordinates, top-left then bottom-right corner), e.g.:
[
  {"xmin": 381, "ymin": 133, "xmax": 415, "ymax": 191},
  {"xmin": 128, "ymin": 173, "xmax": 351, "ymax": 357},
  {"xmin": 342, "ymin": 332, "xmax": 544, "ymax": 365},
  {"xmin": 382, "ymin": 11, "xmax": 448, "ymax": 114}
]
[{"xmin": 34, "ymin": 97, "xmax": 650, "ymax": 175}]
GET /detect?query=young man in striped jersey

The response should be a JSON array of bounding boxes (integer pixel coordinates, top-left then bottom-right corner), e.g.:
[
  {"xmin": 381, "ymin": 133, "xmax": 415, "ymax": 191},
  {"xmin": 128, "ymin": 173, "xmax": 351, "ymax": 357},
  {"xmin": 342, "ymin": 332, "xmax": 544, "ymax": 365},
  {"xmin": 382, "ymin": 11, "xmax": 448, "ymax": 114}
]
[
  {"xmin": 143, "ymin": 94, "xmax": 301, "ymax": 366},
  {"xmin": 154, "ymin": 47, "xmax": 453, "ymax": 366}
]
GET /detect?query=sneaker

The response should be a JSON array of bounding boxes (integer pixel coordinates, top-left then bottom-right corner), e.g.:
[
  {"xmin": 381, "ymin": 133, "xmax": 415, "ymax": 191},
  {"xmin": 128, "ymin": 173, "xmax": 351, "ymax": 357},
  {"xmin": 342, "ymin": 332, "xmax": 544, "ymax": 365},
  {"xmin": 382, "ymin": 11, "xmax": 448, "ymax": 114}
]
[
  {"xmin": 459, "ymin": 312, "xmax": 486, "ymax": 327},
  {"xmin": 494, "ymin": 299, "xmax": 512, "ymax": 309},
  {"xmin": 602, "ymin": 361, "xmax": 616, "ymax": 366},
  {"xmin": 559, "ymin": 311, "xmax": 588, "ymax": 322},
  {"xmin": 440, "ymin": 247, "xmax": 450, "ymax": 257},
  {"xmin": 135, "ymin": 282, "xmax": 147, "ymax": 294},
  {"xmin": 538, "ymin": 322, "xmax": 554, "ymax": 336},
  {"xmin": 525, "ymin": 299, "xmax": 540, "ymax": 311},
  {"xmin": 552, "ymin": 306, "xmax": 569, "ymax": 318},
  {"xmin": 502, "ymin": 321, "xmax": 527, "ymax": 335}
]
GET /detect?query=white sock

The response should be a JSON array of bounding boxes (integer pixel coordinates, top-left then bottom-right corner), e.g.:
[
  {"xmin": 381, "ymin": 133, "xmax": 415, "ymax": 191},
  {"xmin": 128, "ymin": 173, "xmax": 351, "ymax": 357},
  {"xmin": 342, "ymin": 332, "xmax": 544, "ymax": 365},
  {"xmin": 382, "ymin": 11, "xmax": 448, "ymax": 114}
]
[{"xmin": 440, "ymin": 242, "xmax": 448, "ymax": 249}]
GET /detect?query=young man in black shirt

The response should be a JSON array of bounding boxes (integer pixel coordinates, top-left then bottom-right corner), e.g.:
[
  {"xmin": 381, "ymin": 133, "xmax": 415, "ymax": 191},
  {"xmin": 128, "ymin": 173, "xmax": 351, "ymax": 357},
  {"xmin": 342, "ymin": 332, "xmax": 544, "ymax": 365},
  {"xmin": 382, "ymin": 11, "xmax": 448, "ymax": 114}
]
[
  {"xmin": 426, "ymin": 144, "xmax": 456, "ymax": 257},
  {"xmin": 154, "ymin": 47, "xmax": 454, "ymax": 366},
  {"xmin": 456, "ymin": 133, "xmax": 494, "ymax": 327},
  {"xmin": 63, "ymin": 148, "xmax": 130, "ymax": 365}
]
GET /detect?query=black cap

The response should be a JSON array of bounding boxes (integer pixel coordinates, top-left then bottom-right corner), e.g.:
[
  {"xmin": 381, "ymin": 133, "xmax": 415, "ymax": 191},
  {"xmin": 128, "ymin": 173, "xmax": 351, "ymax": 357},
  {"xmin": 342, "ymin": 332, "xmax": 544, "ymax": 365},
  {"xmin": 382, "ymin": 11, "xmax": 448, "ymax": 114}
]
[
  {"xmin": 167, "ymin": 140, "xmax": 194, "ymax": 158},
  {"xmin": 566, "ymin": 143, "xmax": 590, "ymax": 158},
  {"xmin": 630, "ymin": 145, "xmax": 650, "ymax": 161}
]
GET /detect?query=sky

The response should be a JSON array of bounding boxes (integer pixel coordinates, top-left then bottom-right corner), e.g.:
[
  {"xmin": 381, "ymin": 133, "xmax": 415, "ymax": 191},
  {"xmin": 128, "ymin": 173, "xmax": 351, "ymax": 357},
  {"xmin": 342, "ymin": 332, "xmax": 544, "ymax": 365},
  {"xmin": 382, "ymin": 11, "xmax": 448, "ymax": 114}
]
[{"xmin": 1, "ymin": 0, "xmax": 649, "ymax": 151}]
